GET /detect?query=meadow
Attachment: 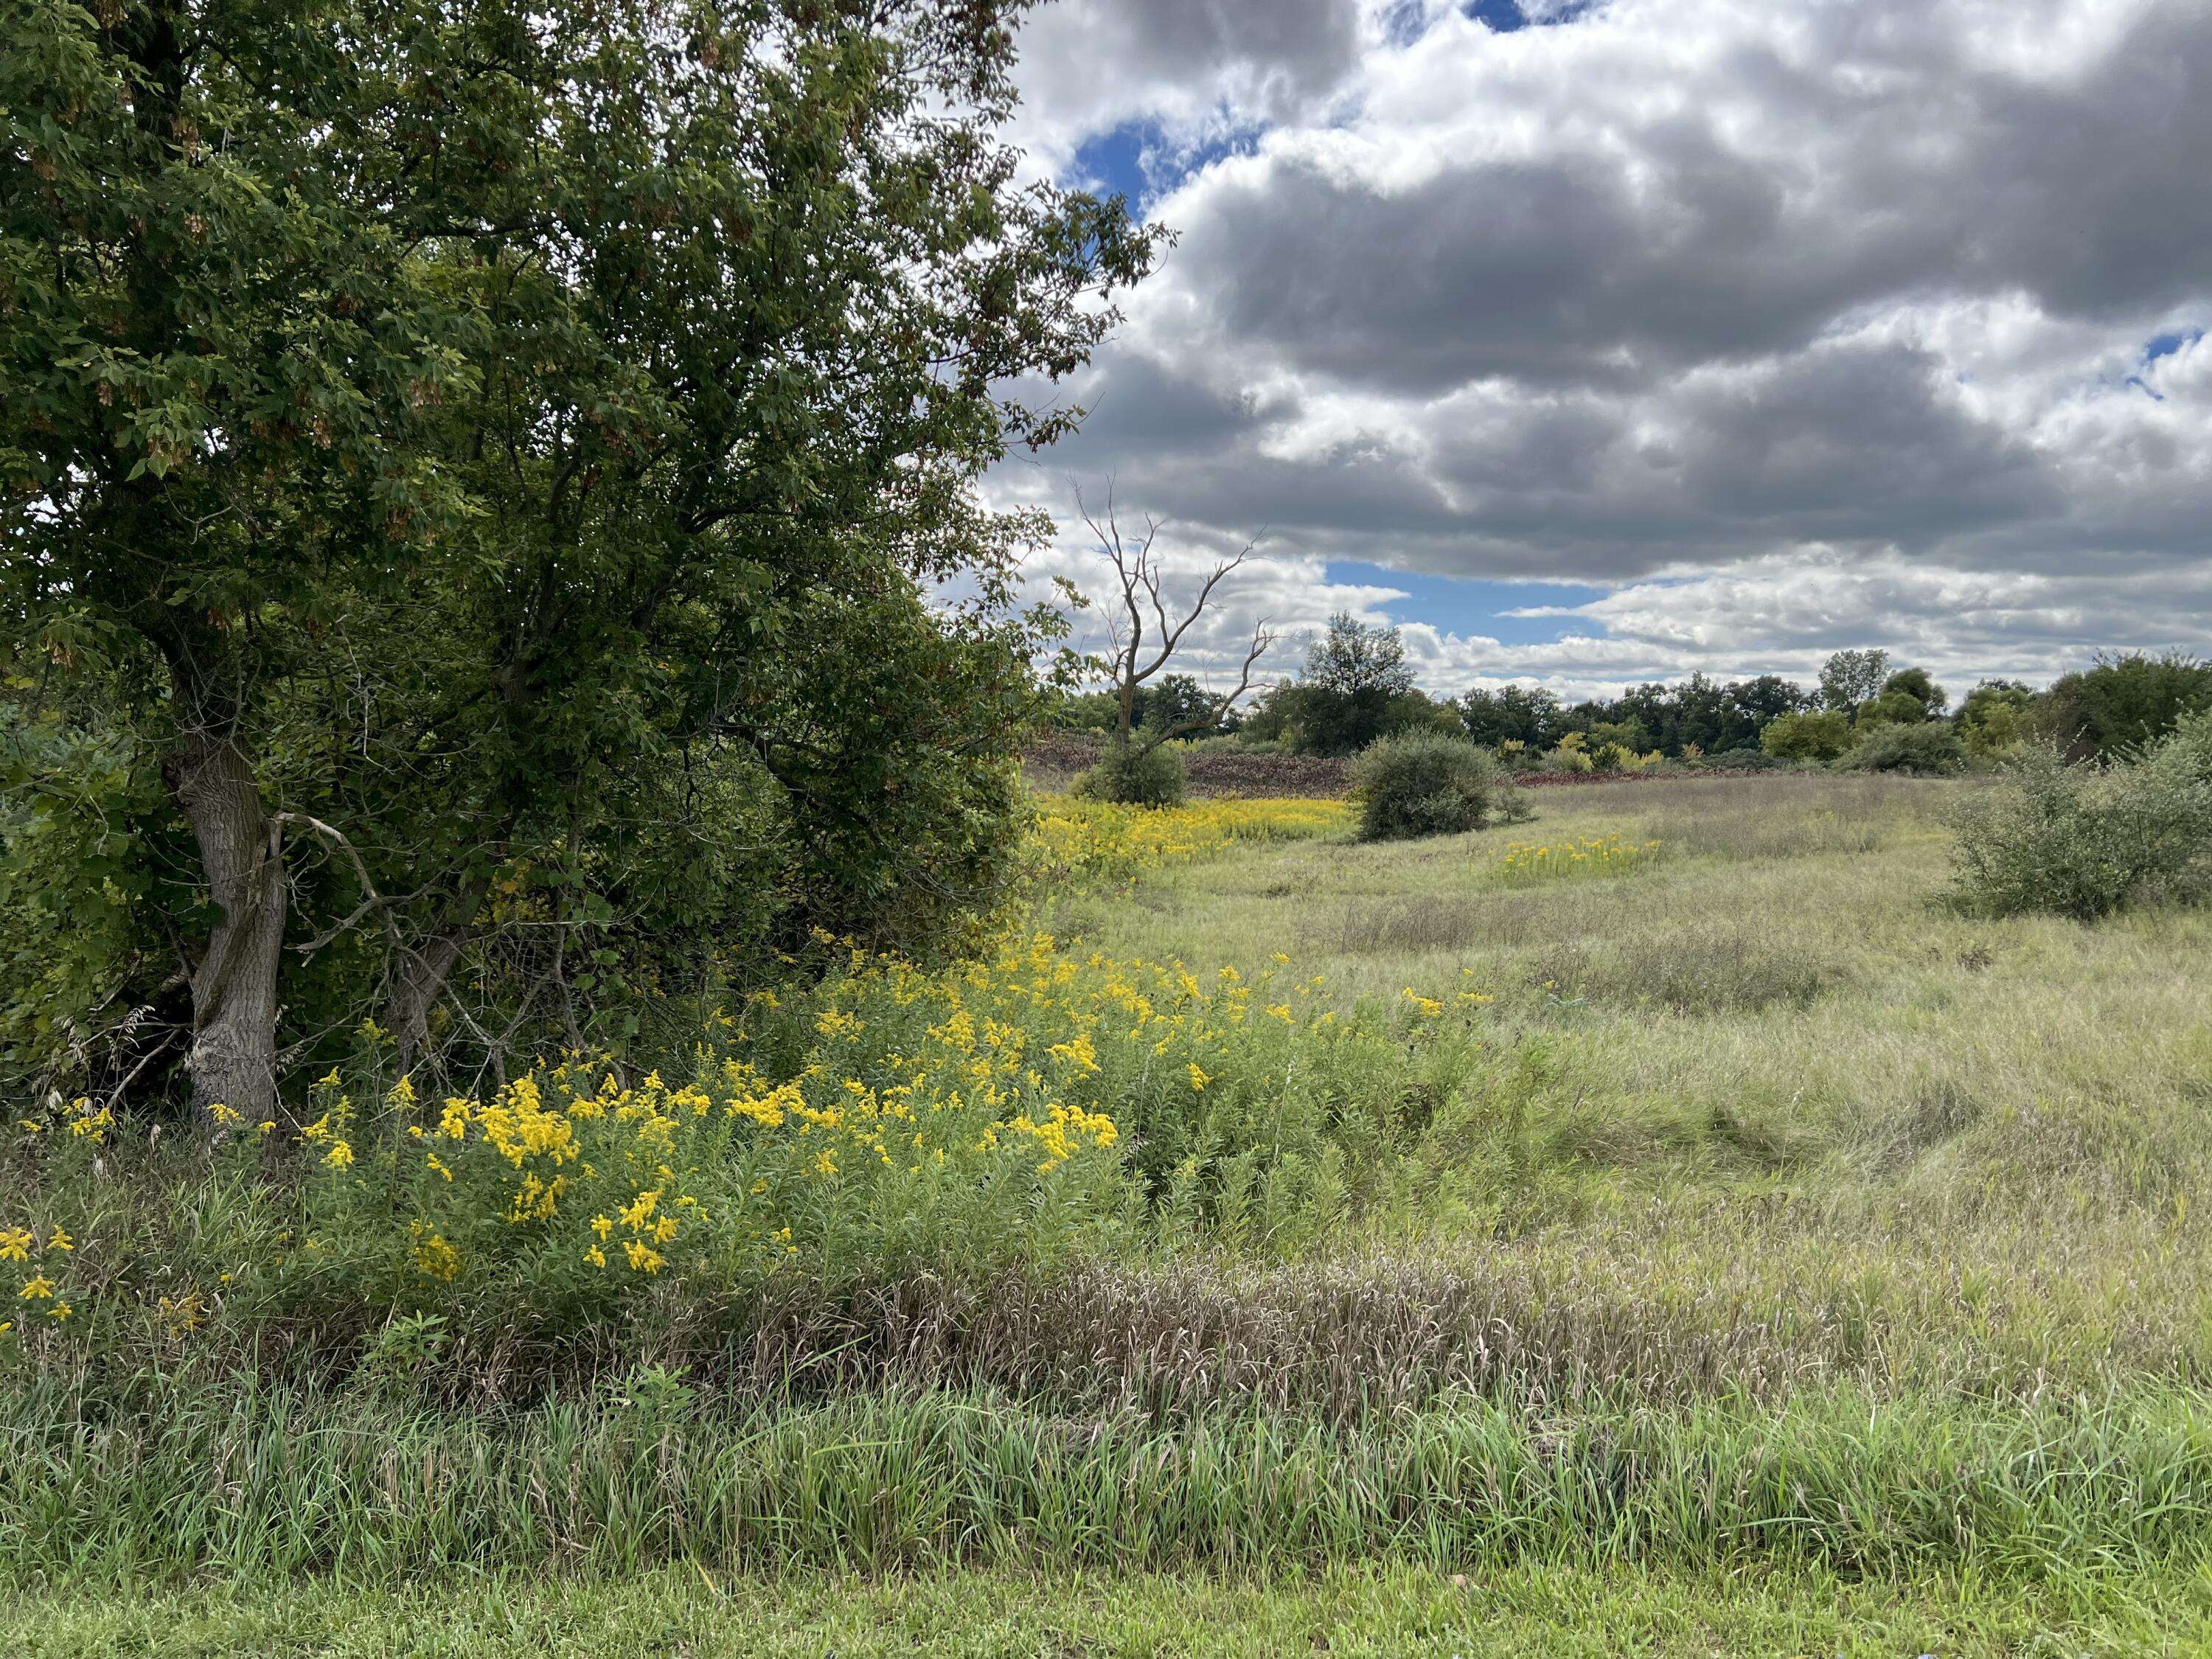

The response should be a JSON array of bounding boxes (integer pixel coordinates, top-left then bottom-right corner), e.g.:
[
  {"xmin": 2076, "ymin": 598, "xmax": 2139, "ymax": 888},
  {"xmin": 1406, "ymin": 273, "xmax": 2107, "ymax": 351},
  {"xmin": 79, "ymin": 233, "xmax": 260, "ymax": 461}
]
[{"xmin": 9, "ymin": 773, "xmax": 2212, "ymax": 1652}]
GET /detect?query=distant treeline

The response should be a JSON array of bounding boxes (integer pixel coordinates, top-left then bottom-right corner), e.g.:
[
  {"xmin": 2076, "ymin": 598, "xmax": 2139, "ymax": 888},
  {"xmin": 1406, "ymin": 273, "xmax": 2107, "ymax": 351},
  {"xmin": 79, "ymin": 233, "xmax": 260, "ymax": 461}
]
[{"xmin": 1054, "ymin": 616, "xmax": 2212, "ymax": 768}]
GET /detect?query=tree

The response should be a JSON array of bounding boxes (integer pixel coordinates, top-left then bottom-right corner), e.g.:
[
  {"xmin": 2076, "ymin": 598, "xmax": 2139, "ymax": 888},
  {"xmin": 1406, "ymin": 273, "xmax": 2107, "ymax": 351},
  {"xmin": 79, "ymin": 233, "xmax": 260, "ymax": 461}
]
[
  {"xmin": 1281, "ymin": 613, "xmax": 1421, "ymax": 756},
  {"xmin": 1141, "ymin": 675, "xmax": 1225, "ymax": 738},
  {"xmin": 2039, "ymin": 653, "xmax": 2212, "ymax": 759},
  {"xmin": 4, "ymin": 0, "xmax": 484, "ymax": 1115},
  {"xmin": 1726, "ymin": 675, "xmax": 1812, "ymax": 731},
  {"xmin": 3, "ymin": 0, "xmax": 1159, "ymax": 1113},
  {"xmin": 1083, "ymin": 501, "xmax": 1273, "ymax": 771},
  {"xmin": 1820, "ymin": 650, "xmax": 1891, "ymax": 713},
  {"xmin": 1957, "ymin": 680, "xmax": 2035, "ymax": 756},
  {"xmin": 1458, "ymin": 684, "xmax": 1561, "ymax": 748},
  {"xmin": 1761, "ymin": 709, "xmax": 1853, "ymax": 762},
  {"xmin": 1879, "ymin": 667, "xmax": 1948, "ymax": 715}
]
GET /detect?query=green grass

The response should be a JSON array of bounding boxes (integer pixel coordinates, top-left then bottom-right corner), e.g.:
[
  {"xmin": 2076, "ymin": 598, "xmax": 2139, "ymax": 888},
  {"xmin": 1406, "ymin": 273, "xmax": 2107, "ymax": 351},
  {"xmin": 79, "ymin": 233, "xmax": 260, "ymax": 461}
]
[
  {"xmin": 15, "ymin": 771, "xmax": 2212, "ymax": 1645},
  {"xmin": 13, "ymin": 1379, "xmax": 2212, "ymax": 1586},
  {"xmin": 1042, "ymin": 773, "xmax": 2212, "ymax": 1395},
  {"xmin": 11, "ymin": 1561, "xmax": 2212, "ymax": 1657}
]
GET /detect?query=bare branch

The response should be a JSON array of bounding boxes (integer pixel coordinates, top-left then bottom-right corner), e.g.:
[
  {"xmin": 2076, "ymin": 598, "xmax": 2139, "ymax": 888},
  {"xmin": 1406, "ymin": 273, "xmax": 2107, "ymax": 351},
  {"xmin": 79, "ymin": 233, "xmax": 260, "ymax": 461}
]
[
  {"xmin": 1074, "ymin": 489, "xmax": 1273, "ymax": 748},
  {"xmin": 273, "ymin": 812, "xmax": 406, "ymax": 959}
]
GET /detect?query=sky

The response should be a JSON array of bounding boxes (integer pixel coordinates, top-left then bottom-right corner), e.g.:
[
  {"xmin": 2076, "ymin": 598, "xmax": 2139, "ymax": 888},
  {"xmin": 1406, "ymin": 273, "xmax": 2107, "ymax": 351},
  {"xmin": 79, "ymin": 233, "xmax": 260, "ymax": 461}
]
[{"xmin": 986, "ymin": 0, "xmax": 2212, "ymax": 703}]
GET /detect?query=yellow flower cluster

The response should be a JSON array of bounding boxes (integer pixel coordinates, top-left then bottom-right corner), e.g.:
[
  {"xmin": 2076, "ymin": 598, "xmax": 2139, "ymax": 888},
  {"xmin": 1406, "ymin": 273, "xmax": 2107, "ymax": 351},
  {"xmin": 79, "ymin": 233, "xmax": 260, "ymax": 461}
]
[
  {"xmin": 1, "ymin": 1221, "xmax": 77, "ymax": 1326},
  {"xmin": 13, "ymin": 1095, "xmax": 116, "ymax": 1144},
  {"xmin": 1489, "ymin": 834, "xmax": 1662, "ymax": 883},
  {"xmin": 1028, "ymin": 796, "xmax": 1347, "ymax": 886}
]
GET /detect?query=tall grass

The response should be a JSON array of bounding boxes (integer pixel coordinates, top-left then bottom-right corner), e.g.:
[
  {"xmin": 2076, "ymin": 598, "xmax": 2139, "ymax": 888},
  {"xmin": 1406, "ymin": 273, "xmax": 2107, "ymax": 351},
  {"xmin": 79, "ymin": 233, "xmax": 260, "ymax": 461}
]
[
  {"xmin": 11, "ymin": 771, "xmax": 2212, "ymax": 1617},
  {"xmin": 7, "ymin": 1376, "xmax": 2212, "ymax": 1587}
]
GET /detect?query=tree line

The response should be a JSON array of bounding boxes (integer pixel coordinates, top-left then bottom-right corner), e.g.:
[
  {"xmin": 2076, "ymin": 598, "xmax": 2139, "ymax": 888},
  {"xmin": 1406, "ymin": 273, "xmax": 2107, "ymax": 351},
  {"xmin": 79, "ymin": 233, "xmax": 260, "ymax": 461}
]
[{"xmin": 1056, "ymin": 616, "xmax": 2212, "ymax": 769}]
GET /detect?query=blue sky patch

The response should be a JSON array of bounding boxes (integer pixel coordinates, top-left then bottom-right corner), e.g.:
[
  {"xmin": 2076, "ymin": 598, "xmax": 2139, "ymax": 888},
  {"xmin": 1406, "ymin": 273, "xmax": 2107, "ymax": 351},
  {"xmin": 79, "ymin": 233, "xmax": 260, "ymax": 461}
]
[
  {"xmin": 2145, "ymin": 327, "xmax": 2202, "ymax": 364},
  {"xmin": 1324, "ymin": 561, "xmax": 1605, "ymax": 649},
  {"xmin": 1071, "ymin": 120, "xmax": 1260, "ymax": 214}
]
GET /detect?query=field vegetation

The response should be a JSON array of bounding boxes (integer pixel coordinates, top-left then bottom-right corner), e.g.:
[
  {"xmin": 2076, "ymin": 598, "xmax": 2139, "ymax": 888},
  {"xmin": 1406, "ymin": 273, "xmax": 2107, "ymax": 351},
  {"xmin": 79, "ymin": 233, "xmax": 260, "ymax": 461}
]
[
  {"xmin": 10, "ymin": 771, "xmax": 2212, "ymax": 1648},
  {"xmin": 10, "ymin": 0, "xmax": 2212, "ymax": 1648}
]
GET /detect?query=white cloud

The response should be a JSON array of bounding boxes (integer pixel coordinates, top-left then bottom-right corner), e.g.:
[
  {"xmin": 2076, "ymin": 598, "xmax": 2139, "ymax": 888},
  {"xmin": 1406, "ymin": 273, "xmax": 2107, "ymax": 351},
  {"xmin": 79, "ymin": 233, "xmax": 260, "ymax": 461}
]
[{"xmin": 998, "ymin": 0, "xmax": 2212, "ymax": 696}]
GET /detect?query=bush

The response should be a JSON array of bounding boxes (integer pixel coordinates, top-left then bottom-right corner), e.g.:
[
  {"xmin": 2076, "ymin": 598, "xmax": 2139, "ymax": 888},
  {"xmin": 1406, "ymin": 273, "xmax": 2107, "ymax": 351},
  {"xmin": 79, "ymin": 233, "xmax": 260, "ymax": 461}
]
[
  {"xmin": 1948, "ymin": 740, "xmax": 2212, "ymax": 919},
  {"xmin": 1759, "ymin": 710, "xmax": 1852, "ymax": 762},
  {"xmin": 1349, "ymin": 733, "xmax": 1514, "ymax": 841},
  {"xmin": 1074, "ymin": 740, "xmax": 1187, "ymax": 807},
  {"xmin": 1837, "ymin": 723, "xmax": 1966, "ymax": 775},
  {"xmin": 0, "ymin": 932, "xmax": 1494, "ymax": 1361},
  {"xmin": 2041, "ymin": 652, "xmax": 2212, "ymax": 759}
]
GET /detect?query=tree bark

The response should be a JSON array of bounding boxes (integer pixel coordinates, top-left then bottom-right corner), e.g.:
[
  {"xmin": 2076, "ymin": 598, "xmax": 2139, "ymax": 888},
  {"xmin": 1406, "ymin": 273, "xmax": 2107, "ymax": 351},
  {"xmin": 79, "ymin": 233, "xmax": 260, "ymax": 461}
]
[
  {"xmin": 386, "ymin": 923, "xmax": 470, "ymax": 1081},
  {"xmin": 165, "ymin": 732, "xmax": 287, "ymax": 1122}
]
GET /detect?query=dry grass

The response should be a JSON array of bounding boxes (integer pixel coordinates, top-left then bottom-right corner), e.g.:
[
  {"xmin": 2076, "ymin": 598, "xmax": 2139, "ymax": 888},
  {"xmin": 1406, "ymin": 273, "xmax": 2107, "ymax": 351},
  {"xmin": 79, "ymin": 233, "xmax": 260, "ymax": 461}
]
[{"xmin": 1035, "ymin": 772, "xmax": 2212, "ymax": 1405}]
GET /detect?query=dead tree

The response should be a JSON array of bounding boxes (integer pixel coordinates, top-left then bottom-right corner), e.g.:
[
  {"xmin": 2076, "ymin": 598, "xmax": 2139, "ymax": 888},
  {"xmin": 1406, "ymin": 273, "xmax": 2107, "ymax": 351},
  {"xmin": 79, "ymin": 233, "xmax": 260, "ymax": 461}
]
[{"xmin": 1082, "ymin": 491, "xmax": 1274, "ymax": 754}]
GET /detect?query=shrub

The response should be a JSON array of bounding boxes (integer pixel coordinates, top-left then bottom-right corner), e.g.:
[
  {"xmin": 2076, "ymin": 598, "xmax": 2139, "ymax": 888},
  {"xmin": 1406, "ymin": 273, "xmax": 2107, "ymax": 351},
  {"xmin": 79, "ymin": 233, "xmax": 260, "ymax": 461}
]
[
  {"xmin": 2041, "ymin": 652, "xmax": 2212, "ymax": 759},
  {"xmin": 0, "ymin": 935, "xmax": 1498, "ymax": 1357},
  {"xmin": 1837, "ymin": 723, "xmax": 1966, "ymax": 775},
  {"xmin": 1349, "ymin": 733, "xmax": 1512, "ymax": 841},
  {"xmin": 1587, "ymin": 741, "xmax": 1664, "ymax": 773},
  {"xmin": 1536, "ymin": 735, "xmax": 1596, "ymax": 774},
  {"xmin": 1957, "ymin": 681, "xmax": 2035, "ymax": 757},
  {"xmin": 1759, "ymin": 710, "xmax": 1851, "ymax": 763},
  {"xmin": 1074, "ymin": 740, "xmax": 1187, "ymax": 807},
  {"xmin": 1947, "ymin": 741, "xmax": 2212, "ymax": 919}
]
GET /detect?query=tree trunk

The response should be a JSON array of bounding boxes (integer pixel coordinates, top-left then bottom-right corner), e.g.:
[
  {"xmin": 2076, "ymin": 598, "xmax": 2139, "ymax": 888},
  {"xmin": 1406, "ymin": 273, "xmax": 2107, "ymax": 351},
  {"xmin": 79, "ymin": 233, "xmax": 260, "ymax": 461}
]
[
  {"xmin": 165, "ymin": 733, "xmax": 287, "ymax": 1122},
  {"xmin": 387, "ymin": 925, "xmax": 470, "ymax": 1081}
]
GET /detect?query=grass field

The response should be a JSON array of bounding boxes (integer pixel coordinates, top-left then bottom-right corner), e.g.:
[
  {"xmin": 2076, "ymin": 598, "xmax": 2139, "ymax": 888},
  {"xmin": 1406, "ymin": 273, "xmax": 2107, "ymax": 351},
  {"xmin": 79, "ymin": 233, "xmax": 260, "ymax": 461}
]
[
  {"xmin": 1035, "ymin": 777, "xmax": 2212, "ymax": 1403},
  {"xmin": 10, "ymin": 1561, "xmax": 2212, "ymax": 1657},
  {"xmin": 13, "ymin": 773, "xmax": 2212, "ymax": 1651}
]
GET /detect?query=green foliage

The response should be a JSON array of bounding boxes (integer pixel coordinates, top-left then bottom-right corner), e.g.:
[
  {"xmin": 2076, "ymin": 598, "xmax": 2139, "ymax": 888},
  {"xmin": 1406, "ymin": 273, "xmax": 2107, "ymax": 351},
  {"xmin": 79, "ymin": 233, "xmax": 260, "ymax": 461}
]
[
  {"xmin": 1947, "ymin": 736, "xmax": 2212, "ymax": 919},
  {"xmin": 2041, "ymin": 653, "xmax": 2212, "ymax": 759},
  {"xmin": 1582, "ymin": 720, "xmax": 1648, "ymax": 755},
  {"xmin": 1957, "ymin": 681, "xmax": 2036, "ymax": 757},
  {"xmin": 0, "ymin": 699, "xmax": 179, "ymax": 1099},
  {"xmin": 1458, "ymin": 684, "xmax": 1562, "ymax": 748},
  {"xmin": 1262, "ymin": 614, "xmax": 1436, "ymax": 756},
  {"xmin": 1837, "ymin": 723, "xmax": 1965, "ymax": 775},
  {"xmin": 1759, "ymin": 709, "xmax": 1853, "ymax": 762},
  {"xmin": 2, "ymin": 0, "xmax": 1161, "ymax": 1107},
  {"xmin": 1074, "ymin": 740, "xmax": 1189, "ymax": 808},
  {"xmin": 1051, "ymin": 675, "xmax": 1222, "ymax": 737},
  {"xmin": 1877, "ymin": 667, "xmax": 1948, "ymax": 714},
  {"xmin": 1819, "ymin": 650, "xmax": 1891, "ymax": 712},
  {"xmin": 1853, "ymin": 687, "xmax": 1930, "ymax": 729},
  {"xmin": 1349, "ymin": 733, "xmax": 1511, "ymax": 841}
]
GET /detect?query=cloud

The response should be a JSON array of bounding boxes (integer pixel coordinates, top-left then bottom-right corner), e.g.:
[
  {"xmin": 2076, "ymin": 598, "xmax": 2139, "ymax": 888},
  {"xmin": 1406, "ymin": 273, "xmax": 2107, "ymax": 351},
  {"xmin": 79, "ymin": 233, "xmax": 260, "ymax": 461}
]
[
  {"xmin": 1009, "ymin": 0, "xmax": 1364, "ymax": 175},
  {"xmin": 998, "ymin": 0, "xmax": 2212, "ymax": 695}
]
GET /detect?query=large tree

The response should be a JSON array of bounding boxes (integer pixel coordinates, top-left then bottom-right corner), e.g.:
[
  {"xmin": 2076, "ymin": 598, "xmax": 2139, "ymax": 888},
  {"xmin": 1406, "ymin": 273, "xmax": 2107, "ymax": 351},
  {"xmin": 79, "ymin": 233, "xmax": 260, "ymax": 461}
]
[
  {"xmin": 2, "ymin": 0, "xmax": 1158, "ymax": 1115},
  {"xmin": 4, "ymin": 0, "xmax": 481, "ymax": 1114}
]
